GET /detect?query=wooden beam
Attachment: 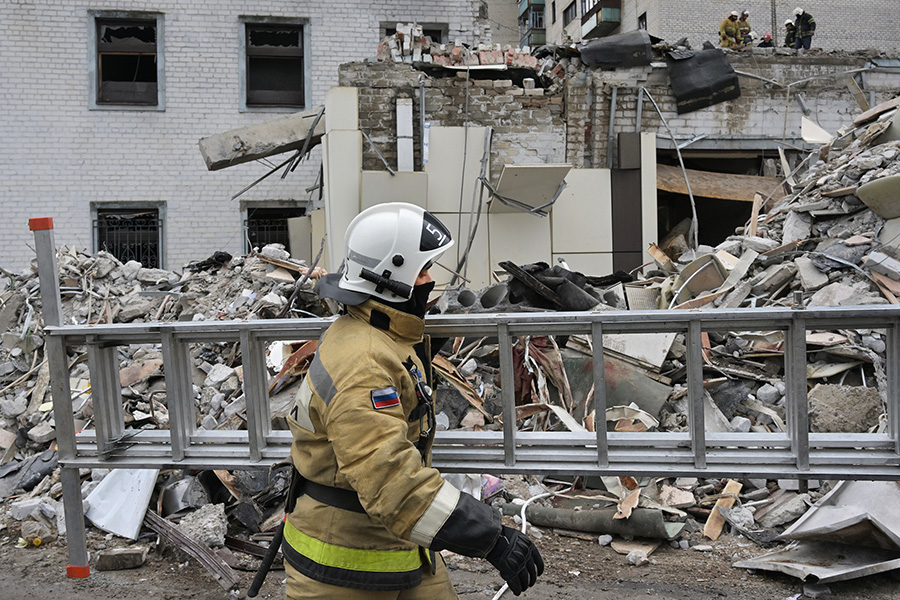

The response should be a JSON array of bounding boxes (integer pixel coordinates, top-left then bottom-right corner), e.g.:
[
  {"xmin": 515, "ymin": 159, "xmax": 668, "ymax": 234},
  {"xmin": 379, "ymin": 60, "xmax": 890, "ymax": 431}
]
[{"xmin": 656, "ymin": 164, "xmax": 783, "ymax": 203}]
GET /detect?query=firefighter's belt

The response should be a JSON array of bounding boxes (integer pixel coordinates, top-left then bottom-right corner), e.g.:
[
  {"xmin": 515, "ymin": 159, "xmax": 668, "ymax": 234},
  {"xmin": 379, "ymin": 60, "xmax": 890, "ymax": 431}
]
[{"xmin": 300, "ymin": 478, "xmax": 366, "ymax": 514}]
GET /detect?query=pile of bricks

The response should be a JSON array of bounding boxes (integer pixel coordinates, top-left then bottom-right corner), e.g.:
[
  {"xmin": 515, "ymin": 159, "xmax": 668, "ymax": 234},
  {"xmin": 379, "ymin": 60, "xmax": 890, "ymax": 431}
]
[{"xmin": 377, "ymin": 22, "xmax": 543, "ymax": 71}]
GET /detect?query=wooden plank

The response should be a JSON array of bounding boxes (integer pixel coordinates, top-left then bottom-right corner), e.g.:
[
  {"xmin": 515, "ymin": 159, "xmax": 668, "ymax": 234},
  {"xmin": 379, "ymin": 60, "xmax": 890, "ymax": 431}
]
[
  {"xmin": 844, "ymin": 75, "xmax": 870, "ymax": 112},
  {"xmin": 853, "ymin": 95, "xmax": 900, "ymax": 127},
  {"xmin": 656, "ymin": 164, "xmax": 783, "ymax": 203},
  {"xmin": 747, "ymin": 193, "xmax": 762, "ymax": 237},
  {"xmin": 702, "ymin": 479, "xmax": 742, "ymax": 541}
]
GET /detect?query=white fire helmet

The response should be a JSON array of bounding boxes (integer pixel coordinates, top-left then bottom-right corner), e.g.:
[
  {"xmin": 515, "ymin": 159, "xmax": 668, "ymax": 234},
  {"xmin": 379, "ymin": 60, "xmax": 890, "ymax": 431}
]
[
  {"xmin": 326, "ymin": 202, "xmax": 454, "ymax": 304},
  {"xmin": 785, "ymin": 19, "xmax": 794, "ymax": 26},
  {"xmin": 793, "ymin": 7, "xmax": 804, "ymax": 16},
  {"xmin": 730, "ymin": 10, "xmax": 739, "ymax": 17}
]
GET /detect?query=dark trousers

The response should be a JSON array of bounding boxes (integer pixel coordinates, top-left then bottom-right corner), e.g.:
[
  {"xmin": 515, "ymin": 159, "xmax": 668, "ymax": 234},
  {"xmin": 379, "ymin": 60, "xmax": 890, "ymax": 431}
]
[{"xmin": 794, "ymin": 35, "xmax": 812, "ymax": 49}]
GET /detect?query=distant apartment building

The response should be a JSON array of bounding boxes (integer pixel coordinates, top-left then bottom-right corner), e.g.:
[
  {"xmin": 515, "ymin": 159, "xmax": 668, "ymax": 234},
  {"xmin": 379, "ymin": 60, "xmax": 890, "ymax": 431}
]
[
  {"xmin": 530, "ymin": 0, "xmax": 900, "ymax": 53},
  {"xmin": 0, "ymin": 1, "xmax": 490, "ymax": 272}
]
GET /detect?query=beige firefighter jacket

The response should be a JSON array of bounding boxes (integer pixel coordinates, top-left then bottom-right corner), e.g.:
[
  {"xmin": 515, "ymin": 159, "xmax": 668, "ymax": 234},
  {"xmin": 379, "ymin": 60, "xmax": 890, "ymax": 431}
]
[{"xmin": 283, "ymin": 299, "xmax": 500, "ymax": 591}]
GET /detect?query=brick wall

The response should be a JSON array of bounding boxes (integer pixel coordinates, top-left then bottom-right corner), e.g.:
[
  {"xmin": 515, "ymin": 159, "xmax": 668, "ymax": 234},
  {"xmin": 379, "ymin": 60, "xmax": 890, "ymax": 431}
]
[
  {"xmin": 619, "ymin": 0, "xmax": 900, "ymax": 53},
  {"xmin": 0, "ymin": 0, "xmax": 488, "ymax": 272},
  {"xmin": 340, "ymin": 62, "xmax": 568, "ymax": 181}
]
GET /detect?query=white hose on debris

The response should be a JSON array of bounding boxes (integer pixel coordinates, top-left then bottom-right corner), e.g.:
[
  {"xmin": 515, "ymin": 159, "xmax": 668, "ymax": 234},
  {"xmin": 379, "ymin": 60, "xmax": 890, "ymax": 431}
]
[{"xmin": 490, "ymin": 491, "xmax": 557, "ymax": 600}]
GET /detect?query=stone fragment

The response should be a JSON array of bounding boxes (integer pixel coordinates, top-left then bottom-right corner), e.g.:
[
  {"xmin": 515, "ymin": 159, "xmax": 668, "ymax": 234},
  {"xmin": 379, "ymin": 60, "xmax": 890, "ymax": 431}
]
[
  {"xmin": 756, "ymin": 493, "xmax": 810, "ymax": 528},
  {"xmin": 120, "ymin": 260, "xmax": 142, "ymax": 281},
  {"xmin": 96, "ymin": 547, "xmax": 148, "ymax": 571},
  {"xmin": 756, "ymin": 383, "xmax": 780, "ymax": 404},
  {"xmin": 204, "ymin": 364, "xmax": 236, "ymax": 388},
  {"xmin": 0, "ymin": 394, "xmax": 27, "ymax": 418},
  {"xmin": 117, "ymin": 296, "xmax": 157, "ymax": 322},
  {"xmin": 802, "ymin": 583, "xmax": 832, "ymax": 599},
  {"xmin": 659, "ymin": 485, "xmax": 696, "ymax": 508},
  {"xmin": 9, "ymin": 497, "xmax": 42, "ymax": 520},
  {"xmin": 808, "ymin": 384, "xmax": 881, "ymax": 433},
  {"xmin": 864, "ymin": 251, "xmax": 900, "ymax": 280},
  {"xmin": 178, "ymin": 503, "xmax": 227, "ymax": 548},
  {"xmin": 750, "ymin": 264, "xmax": 797, "ymax": 295},
  {"xmin": 730, "ymin": 416, "xmax": 751, "ymax": 432},
  {"xmin": 809, "ymin": 282, "xmax": 864, "ymax": 307},
  {"xmin": 27, "ymin": 421, "xmax": 56, "ymax": 444},
  {"xmin": 782, "ymin": 210, "xmax": 812, "ymax": 244},
  {"xmin": 137, "ymin": 268, "xmax": 175, "ymax": 285},
  {"xmin": 794, "ymin": 256, "xmax": 828, "ymax": 291},
  {"xmin": 626, "ymin": 549, "xmax": 649, "ymax": 566},
  {"xmin": 741, "ymin": 236, "xmax": 779, "ymax": 253}
]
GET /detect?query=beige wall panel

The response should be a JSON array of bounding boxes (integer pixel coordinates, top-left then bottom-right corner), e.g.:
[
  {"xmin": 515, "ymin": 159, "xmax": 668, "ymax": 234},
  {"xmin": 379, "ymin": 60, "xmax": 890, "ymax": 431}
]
[
  {"xmin": 431, "ymin": 212, "xmax": 491, "ymax": 291},
  {"xmin": 324, "ymin": 87, "xmax": 359, "ymax": 133},
  {"xmin": 310, "ymin": 209, "xmax": 329, "ymax": 269},
  {"xmin": 424, "ymin": 126, "xmax": 489, "ymax": 213},
  {"xmin": 287, "ymin": 216, "xmax": 313, "ymax": 263},
  {"xmin": 360, "ymin": 171, "xmax": 428, "ymax": 210},
  {"xmin": 552, "ymin": 253, "xmax": 614, "ymax": 277},
  {"xmin": 550, "ymin": 168, "xmax": 613, "ymax": 253},
  {"xmin": 488, "ymin": 212, "xmax": 552, "ymax": 276},
  {"xmin": 640, "ymin": 132, "xmax": 658, "ymax": 250},
  {"xmin": 322, "ymin": 130, "xmax": 362, "ymax": 270}
]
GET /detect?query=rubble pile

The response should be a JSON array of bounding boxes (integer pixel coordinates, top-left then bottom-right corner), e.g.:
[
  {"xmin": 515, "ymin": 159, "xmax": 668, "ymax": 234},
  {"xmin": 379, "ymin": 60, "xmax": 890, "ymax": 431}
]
[{"xmin": 2, "ymin": 97, "xmax": 900, "ymax": 591}]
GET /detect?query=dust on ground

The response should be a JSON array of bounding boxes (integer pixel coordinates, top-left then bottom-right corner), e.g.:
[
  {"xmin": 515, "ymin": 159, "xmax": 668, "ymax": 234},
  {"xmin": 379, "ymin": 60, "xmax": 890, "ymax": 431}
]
[{"xmin": 1, "ymin": 514, "xmax": 899, "ymax": 600}]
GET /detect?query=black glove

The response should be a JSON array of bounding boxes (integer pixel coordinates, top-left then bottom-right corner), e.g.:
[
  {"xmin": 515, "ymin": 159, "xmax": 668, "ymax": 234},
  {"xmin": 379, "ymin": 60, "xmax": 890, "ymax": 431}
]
[{"xmin": 485, "ymin": 525, "xmax": 544, "ymax": 596}]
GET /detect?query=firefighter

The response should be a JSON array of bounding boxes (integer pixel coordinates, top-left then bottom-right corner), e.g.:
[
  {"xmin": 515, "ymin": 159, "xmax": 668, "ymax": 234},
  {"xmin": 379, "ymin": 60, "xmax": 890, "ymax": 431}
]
[
  {"xmin": 737, "ymin": 11, "xmax": 752, "ymax": 45},
  {"xmin": 282, "ymin": 202, "xmax": 543, "ymax": 599},
  {"xmin": 793, "ymin": 7, "xmax": 816, "ymax": 50},
  {"xmin": 719, "ymin": 11, "xmax": 740, "ymax": 48},
  {"xmin": 784, "ymin": 19, "xmax": 797, "ymax": 48},
  {"xmin": 758, "ymin": 33, "xmax": 774, "ymax": 48}
]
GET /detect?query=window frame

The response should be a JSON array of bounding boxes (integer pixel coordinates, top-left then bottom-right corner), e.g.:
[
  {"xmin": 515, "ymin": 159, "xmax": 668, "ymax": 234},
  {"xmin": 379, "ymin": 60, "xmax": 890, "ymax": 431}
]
[
  {"xmin": 241, "ymin": 201, "xmax": 308, "ymax": 256},
  {"xmin": 89, "ymin": 11, "xmax": 165, "ymax": 111},
  {"xmin": 239, "ymin": 16, "xmax": 310, "ymax": 113},
  {"xmin": 91, "ymin": 202, "xmax": 166, "ymax": 269},
  {"xmin": 563, "ymin": 1, "xmax": 577, "ymax": 26}
]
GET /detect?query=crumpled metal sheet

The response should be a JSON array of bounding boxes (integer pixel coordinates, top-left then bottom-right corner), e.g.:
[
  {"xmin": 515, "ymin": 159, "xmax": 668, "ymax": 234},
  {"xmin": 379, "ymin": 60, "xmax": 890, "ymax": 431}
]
[
  {"xmin": 666, "ymin": 48, "xmax": 741, "ymax": 114},
  {"xmin": 781, "ymin": 480, "xmax": 900, "ymax": 550},
  {"xmin": 578, "ymin": 30, "xmax": 655, "ymax": 70},
  {"xmin": 733, "ymin": 540, "xmax": 900, "ymax": 583}
]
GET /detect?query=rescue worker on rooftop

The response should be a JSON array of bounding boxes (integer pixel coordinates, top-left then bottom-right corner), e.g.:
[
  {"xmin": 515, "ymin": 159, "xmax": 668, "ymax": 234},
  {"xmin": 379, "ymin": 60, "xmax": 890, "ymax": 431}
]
[
  {"xmin": 792, "ymin": 7, "xmax": 816, "ymax": 50},
  {"xmin": 719, "ymin": 11, "xmax": 740, "ymax": 48},
  {"xmin": 281, "ymin": 202, "xmax": 544, "ymax": 599},
  {"xmin": 784, "ymin": 19, "xmax": 797, "ymax": 48},
  {"xmin": 737, "ymin": 11, "xmax": 752, "ymax": 45}
]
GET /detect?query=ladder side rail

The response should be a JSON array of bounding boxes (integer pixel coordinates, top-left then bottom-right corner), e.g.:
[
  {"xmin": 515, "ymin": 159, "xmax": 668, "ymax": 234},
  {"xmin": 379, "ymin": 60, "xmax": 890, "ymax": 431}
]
[
  {"xmin": 160, "ymin": 329, "xmax": 195, "ymax": 461},
  {"xmin": 29, "ymin": 219, "xmax": 90, "ymax": 578},
  {"xmin": 84, "ymin": 338, "xmax": 124, "ymax": 457},
  {"xmin": 498, "ymin": 323, "xmax": 517, "ymax": 466},
  {"xmin": 889, "ymin": 320, "xmax": 900, "ymax": 456},
  {"xmin": 686, "ymin": 319, "xmax": 707, "ymax": 469},
  {"xmin": 786, "ymin": 310, "xmax": 810, "ymax": 471},
  {"xmin": 241, "ymin": 330, "xmax": 270, "ymax": 462},
  {"xmin": 591, "ymin": 321, "xmax": 609, "ymax": 467}
]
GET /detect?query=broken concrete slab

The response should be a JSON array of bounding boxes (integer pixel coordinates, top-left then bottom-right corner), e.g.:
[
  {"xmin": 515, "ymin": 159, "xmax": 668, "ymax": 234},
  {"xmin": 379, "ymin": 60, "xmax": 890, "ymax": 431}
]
[
  {"xmin": 794, "ymin": 256, "xmax": 829, "ymax": 291},
  {"xmin": 757, "ymin": 492, "xmax": 810, "ymax": 528},
  {"xmin": 782, "ymin": 210, "xmax": 813, "ymax": 244},
  {"xmin": 198, "ymin": 107, "xmax": 326, "ymax": 171}
]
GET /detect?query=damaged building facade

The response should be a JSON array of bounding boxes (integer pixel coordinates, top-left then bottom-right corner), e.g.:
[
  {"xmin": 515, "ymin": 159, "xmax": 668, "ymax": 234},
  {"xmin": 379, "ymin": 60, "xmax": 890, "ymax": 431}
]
[{"xmin": 0, "ymin": 0, "xmax": 493, "ymax": 273}]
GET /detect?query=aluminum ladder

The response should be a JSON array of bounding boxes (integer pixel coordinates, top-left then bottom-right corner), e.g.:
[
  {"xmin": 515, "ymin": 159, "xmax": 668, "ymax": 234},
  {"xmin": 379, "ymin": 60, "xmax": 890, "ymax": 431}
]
[{"xmin": 29, "ymin": 219, "xmax": 900, "ymax": 579}]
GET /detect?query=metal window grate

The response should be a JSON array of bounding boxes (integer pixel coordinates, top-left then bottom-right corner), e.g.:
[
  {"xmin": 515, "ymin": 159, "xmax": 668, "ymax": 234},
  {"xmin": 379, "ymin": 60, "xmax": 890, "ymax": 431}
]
[
  {"xmin": 244, "ymin": 207, "xmax": 305, "ymax": 254},
  {"xmin": 94, "ymin": 208, "xmax": 162, "ymax": 268}
]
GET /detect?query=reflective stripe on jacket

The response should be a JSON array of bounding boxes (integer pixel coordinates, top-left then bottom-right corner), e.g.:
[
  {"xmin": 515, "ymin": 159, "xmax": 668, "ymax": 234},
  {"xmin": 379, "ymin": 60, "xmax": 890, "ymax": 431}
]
[{"xmin": 283, "ymin": 299, "xmax": 500, "ymax": 590}]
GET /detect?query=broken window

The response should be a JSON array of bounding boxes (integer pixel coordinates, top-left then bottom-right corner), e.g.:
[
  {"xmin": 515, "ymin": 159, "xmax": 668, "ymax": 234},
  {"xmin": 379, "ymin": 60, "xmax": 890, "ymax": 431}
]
[
  {"xmin": 245, "ymin": 23, "xmax": 305, "ymax": 108},
  {"xmin": 244, "ymin": 206, "xmax": 306, "ymax": 255},
  {"xmin": 563, "ymin": 2, "xmax": 577, "ymax": 25},
  {"xmin": 551, "ymin": 2, "xmax": 557, "ymax": 24},
  {"xmin": 96, "ymin": 18, "xmax": 158, "ymax": 105},
  {"xmin": 638, "ymin": 12, "xmax": 648, "ymax": 30},
  {"xmin": 94, "ymin": 207, "xmax": 163, "ymax": 268}
]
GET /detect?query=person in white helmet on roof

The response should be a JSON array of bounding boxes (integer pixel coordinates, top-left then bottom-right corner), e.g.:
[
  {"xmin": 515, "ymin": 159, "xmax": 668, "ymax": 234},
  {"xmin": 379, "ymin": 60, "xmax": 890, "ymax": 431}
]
[
  {"xmin": 280, "ymin": 202, "xmax": 544, "ymax": 599},
  {"xmin": 720, "ymin": 10, "xmax": 741, "ymax": 48},
  {"xmin": 784, "ymin": 19, "xmax": 797, "ymax": 48},
  {"xmin": 737, "ymin": 10, "xmax": 752, "ymax": 45},
  {"xmin": 792, "ymin": 7, "xmax": 816, "ymax": 49}
]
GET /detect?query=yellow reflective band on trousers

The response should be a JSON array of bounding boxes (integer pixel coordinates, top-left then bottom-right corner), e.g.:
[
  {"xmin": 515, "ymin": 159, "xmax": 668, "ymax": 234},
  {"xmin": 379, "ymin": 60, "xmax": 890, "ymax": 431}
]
[{"xmin": 283, "ymin": 519, "xmax": 422, "ymax": 573}]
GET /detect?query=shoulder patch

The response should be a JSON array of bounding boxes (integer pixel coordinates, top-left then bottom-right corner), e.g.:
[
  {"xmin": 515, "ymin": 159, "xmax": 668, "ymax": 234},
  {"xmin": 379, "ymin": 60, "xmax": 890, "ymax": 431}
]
[{"xmin": 371, "ymin": 387, "xmax": 401, "ymax": 410}]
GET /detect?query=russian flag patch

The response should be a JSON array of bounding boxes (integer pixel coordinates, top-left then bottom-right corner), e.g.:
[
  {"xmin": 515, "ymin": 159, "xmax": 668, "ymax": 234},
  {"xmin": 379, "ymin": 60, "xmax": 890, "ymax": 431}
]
[{"xmin": 371, "ymin": 387, "xmax": 401, "ymax": 410}]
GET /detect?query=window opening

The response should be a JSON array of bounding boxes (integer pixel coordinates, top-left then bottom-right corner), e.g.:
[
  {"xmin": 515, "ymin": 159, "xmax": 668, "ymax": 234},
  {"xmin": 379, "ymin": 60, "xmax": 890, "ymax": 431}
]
[
  {"xmin": 97, "ymin": 18, "xmax": 158, "ymax": 105},
  {"xmin": 638, "ymin": 12, "xmax": 648, "ymax": 30},
  {"xmin": 563, "ymin": 2, "xmax": 577, "ymax": 25},
  {"xmin": 246, "ymin": 24, "xmax": 304, "ymax": 108},
  {"xmin": 94, "ymin": 208, "xmax": 163, "ymax": 268},
  {"xmin": 245, "ymin": 207, "xmax": 306, "ymax": 254}
]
